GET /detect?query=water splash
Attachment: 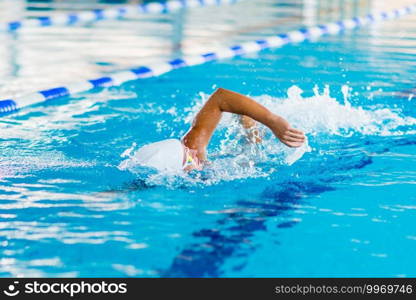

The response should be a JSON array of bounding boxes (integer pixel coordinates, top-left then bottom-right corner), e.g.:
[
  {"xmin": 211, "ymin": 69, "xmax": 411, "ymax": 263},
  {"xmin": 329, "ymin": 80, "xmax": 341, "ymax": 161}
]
[
  {"xmin": 119, "ymin": 85, "xmax": 416, "ymax": 187},
  {"xmin": 257, "ymin": 85, "xmax": 416, "ymax": 137}
]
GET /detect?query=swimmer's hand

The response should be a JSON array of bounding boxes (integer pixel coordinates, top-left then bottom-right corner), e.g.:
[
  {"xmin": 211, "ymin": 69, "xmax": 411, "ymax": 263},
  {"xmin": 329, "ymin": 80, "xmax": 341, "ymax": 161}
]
[{"xmin": 268, "ymin": 115, "xmax": 305, "ymax": 148}]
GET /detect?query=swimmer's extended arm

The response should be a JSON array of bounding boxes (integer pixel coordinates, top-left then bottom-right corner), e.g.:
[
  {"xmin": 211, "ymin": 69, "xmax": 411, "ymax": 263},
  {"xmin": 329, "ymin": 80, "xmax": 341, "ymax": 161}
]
[{"xmin": 182, "ymin": 88, "xmax": 305, "ymax": 161}]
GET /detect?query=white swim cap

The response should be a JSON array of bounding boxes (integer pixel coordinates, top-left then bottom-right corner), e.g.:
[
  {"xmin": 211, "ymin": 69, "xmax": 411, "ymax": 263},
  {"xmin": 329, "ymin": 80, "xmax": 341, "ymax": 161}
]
[{"xmin": 134, "ymin": 139, "xmax": 184, "ymax": 172}]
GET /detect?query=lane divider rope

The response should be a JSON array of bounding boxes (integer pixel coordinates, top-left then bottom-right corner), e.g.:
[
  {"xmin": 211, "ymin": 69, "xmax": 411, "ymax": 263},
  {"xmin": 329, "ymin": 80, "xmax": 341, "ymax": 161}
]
[
  {"xmin": 1, "ymin": 3, "xmax": 415, "ymax": 115},
  {"xmin": 1, "ymin": 0, "xmax": 241, "ymax": 32}
]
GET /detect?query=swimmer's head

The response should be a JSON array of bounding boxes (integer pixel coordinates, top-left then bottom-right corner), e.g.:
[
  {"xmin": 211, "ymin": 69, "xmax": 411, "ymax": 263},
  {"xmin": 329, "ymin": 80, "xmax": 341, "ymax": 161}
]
[{"xmin": 134, "ymin": 139, "xmax": 184, "ymax": 172}]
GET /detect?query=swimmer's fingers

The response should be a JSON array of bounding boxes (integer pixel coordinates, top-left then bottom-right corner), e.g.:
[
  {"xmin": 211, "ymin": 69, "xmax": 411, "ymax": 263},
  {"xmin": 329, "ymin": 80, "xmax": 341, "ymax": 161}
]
[
  {"xmin": 284, "ymin": 133, "xmax": 305, "ymax": 142},
  {"xmin": 282, "ymin": 140, "xmax": 304, "ymax": 148},
  {"xmin": 280, "ymin": 135, "xmax": 303, "ymax": 143},
  {"xmin": 281, "ymin": 129, "xmax": 305, "ymax": 146},
  {"xmin": 282, "ymin": 141, "xmax": 303, "ymax": 148},
  {"xmin": 282, "ymin": 137, "xmax": 304, "ymax": 146},
  {"xmin": 287, "ymin": 128, "xmax": 305, "ymax": 138},
  {"xmin": 283, "ymin": 132, "xmax": 305, "ymax": 143},
  {"xmin": 289, "ymin": 128, "xmax": 304, "ymax": 135}
]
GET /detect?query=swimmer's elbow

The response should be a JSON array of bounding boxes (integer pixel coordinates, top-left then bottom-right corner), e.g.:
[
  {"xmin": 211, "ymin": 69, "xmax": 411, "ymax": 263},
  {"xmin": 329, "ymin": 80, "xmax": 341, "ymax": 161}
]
[
  {"xmin": 214, "ymin": 87, "xmax": 229, "ymax": 95},
  {"xmin": 212, "ymin": 87, "xmax": 231, "ymax": 111}
]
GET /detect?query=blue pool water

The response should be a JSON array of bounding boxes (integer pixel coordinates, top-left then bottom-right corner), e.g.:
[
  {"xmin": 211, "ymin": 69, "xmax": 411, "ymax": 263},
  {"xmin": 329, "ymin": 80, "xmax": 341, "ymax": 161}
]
[{"xmin": 1, "ymin": 1, "xmax": 416, "ymax": 277}]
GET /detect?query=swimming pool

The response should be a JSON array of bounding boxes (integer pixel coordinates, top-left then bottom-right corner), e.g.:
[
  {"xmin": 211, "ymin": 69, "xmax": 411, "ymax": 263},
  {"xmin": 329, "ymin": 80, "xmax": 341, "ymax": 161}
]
[{"xmin": 0, "ymin": 0, "xmax": 416, "ymax": 277}]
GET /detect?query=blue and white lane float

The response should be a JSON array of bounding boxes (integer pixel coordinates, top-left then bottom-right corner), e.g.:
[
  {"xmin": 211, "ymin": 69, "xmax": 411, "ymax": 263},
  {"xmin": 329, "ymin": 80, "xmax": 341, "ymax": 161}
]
[
  {"xmin": 1, "ymin": 0, "xmax": 241, "ymax": 32},
  {"xmin": 1, "ymin": 4, "xmax": 416, "ymax": 115}
]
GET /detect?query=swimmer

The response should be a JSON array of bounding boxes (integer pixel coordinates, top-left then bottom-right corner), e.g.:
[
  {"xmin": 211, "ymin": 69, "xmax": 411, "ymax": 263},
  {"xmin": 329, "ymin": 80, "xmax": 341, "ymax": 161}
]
[{"xmin": 134, "ymin": 88, "xmax": 305, "ymax": 172}]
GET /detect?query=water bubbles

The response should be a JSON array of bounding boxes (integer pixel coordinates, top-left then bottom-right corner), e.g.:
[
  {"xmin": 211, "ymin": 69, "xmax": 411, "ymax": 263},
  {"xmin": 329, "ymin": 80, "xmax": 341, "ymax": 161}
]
[
  {"xmin": 120, "ymin": 142, "xmax": 136, "ymax": 158},
  {"xmin": 341, "ymin": 85, "xmax": 352, "ymax": 106},
  {"xmin": 285, "ymin": 137, "xmax": 311, "ymax": 166},
  {"xmin": 287, "ymin": 85, "xmax": 303, "ymax": 100}
]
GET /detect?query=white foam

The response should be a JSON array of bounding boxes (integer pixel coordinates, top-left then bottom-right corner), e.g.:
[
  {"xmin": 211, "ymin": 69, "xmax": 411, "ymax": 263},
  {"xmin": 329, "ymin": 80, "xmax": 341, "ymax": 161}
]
[
  {"xmin": 256, "ymin": 85, "xmax": 416, "ymax": 137},
  {"xmin": 285, "ymin": 137, "xmax": 311, "ymax": 166}
]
